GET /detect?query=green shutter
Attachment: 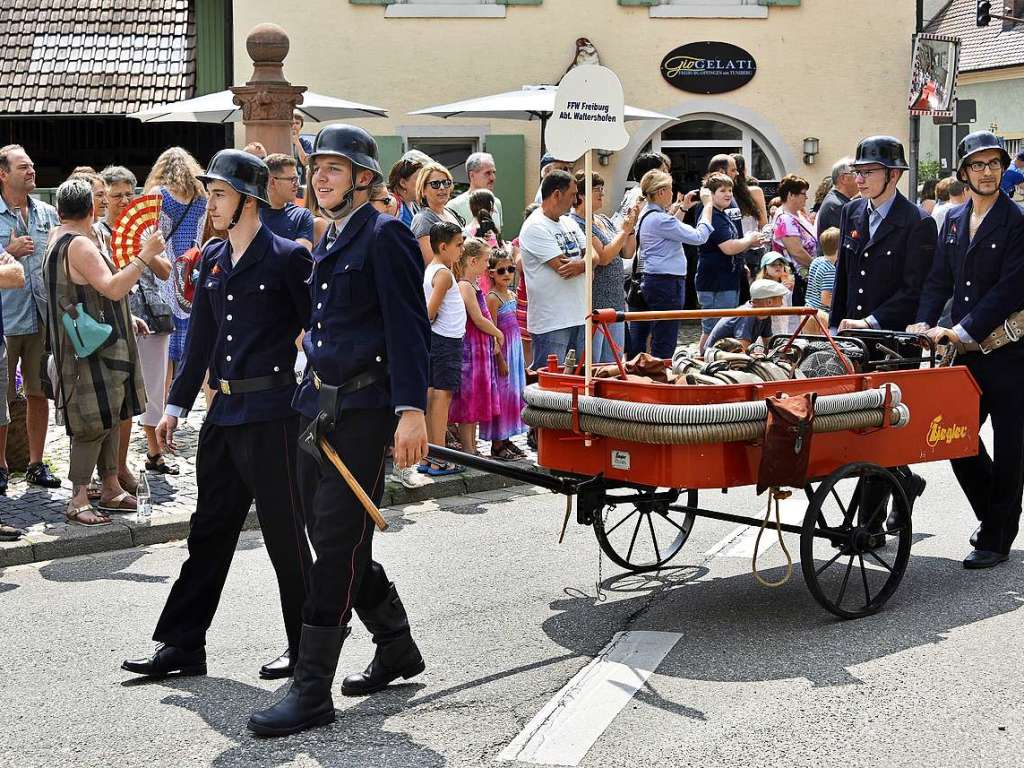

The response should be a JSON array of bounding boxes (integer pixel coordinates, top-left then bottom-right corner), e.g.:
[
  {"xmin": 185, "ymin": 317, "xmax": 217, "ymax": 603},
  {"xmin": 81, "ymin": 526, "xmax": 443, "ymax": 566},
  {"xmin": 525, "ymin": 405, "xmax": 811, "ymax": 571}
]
[
  {"xmin": 349, "ymin": 0, "xmax": 394, "ymax": 5},
  {"xmin": 486, "ymin": 134, "xmax": 526, "ymax": 239},
  {"xmin": 374, "ymin": 135, "xmax": 404, "ymax": 184},
  {"xmin": 194, "ymin": 0, "xmax": 228, "ymax": 96},
  {"xmin": 498, "ymin": 0, "xmax": 543, "ymax": 5},
  {"xmin": 618, "ymin": 0, "xmax": 659, "ymax": 5},
  {"xmin": 757, "ymin": 0, "xmax": 800, "ymax": 5}
]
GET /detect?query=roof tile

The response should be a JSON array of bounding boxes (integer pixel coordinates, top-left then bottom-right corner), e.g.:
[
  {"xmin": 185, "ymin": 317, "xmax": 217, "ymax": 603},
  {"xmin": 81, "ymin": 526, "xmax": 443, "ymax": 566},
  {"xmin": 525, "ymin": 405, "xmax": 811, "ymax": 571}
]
[
  {"xmin": 0, "ymin": 0, "xmax": 199, "ymax": 114},
  {"xmin": 927, "ymin": 0, "xmax": 1024, "ymax": 71}
]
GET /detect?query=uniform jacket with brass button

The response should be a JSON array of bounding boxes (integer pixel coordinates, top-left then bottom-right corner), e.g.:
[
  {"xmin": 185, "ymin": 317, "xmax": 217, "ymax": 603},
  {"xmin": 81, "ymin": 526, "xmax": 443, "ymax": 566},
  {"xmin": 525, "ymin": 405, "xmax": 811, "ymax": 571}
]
[
  {"xmin": 831, "ymin": 191, "xmax": 937, "ymax": 331},
  {"xmin": 293, "ymin": 204, "xmax": 429, "ymax": 420},
  {"xmin": 916, "ymin": 191, "xmax": 1024, "ymax": 343},
  {"xmin": 167, "ymin": 225, "xmax": 312, "ymax": 426}
]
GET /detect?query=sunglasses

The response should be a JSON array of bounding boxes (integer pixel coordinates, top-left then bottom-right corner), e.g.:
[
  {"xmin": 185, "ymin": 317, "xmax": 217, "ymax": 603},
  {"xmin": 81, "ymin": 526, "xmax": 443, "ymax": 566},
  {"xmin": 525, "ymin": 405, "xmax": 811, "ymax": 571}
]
[
  {"xmin": 427, "ymin": 179, "xmax": 453, "ymax": 190},
  {"xmin": 490, "ymin": 266, "xmax": 514, "ymax": 275},
  {"xmin": 371, "ymin": 196, "xmax": 394, "ymax": 205}
]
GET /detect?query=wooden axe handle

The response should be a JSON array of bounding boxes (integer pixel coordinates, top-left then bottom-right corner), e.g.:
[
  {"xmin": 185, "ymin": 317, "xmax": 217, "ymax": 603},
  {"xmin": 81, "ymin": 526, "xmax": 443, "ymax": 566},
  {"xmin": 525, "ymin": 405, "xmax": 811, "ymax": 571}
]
[{"xmin": 319, "ymin": 438, "xmax": 389, "ymax": 531}]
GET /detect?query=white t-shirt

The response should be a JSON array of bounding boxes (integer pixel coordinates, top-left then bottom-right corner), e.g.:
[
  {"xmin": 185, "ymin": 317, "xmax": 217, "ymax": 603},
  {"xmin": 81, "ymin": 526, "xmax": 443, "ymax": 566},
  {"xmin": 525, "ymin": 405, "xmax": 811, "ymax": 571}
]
[
  {"xmin": 519, "ymin": 209, "xmax": 588, "ymax": 335},
  {"xmin": 423, "ymin": 262, "xmax": 467, "ymax": 339}
]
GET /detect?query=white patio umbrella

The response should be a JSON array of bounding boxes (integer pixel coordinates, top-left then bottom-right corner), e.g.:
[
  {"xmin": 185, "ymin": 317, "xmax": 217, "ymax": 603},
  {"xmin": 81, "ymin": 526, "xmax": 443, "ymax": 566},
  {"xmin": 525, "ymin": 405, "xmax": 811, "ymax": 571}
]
[
  {"xmin": 127, "ymin": 89, "xmax": 387, "ymax": 123},
  {"xmin": 410, "ymin": 84, "xmax": 673, "ymax": 153}
]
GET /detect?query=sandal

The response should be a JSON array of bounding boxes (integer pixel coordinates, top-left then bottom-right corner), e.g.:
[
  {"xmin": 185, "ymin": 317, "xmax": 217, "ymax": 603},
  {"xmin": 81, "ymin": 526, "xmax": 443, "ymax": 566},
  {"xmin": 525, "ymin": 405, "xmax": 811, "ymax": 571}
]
[
  {"xmin": 490, "ymin": 442, "xmax": 519, "ymax": 462},
  {"xmin": 507, "ymin": 443, "xmax": 528, "ymax": 459},
  {"xmin": 416, "ymin": 461, "xmax": 464, "ymax": 477},
  {"xmin": 66, "ymin": 503, "xmax": 112, "ymax": 527},
  {"xmin": 145, "ymin": 453, "xmax": 179, "ymax": 475},
  {"xmin": 86, "ymin": 479, "xmax": 102, "ymax": 501},
  {"xmin": 97, "ymin": 492, "xmax": 138, "ymax": 514}
]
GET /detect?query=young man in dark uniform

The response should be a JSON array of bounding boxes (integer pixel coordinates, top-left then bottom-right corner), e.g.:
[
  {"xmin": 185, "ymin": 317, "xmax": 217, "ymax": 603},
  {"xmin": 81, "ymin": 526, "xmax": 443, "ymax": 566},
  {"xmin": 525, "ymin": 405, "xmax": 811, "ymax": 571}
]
[
  {"xmin": 830, "ymin": 136, "xmax": 937, "ymax": 541},
  {"xmin": 911, "ymin": 131, "xmax": 1024, "ymax": 569},
  {"xmin": 248, "ymin": 125, "xmax": 430, "ymax": 737},
  {"xmin": 122, "ymin": 150, "xmax": 312, "ymax": 680}
]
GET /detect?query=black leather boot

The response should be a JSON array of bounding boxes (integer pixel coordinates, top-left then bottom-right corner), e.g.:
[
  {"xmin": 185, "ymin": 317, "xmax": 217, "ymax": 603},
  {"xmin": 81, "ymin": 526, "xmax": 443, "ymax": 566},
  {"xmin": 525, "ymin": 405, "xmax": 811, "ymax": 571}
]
[
  {"xmin": 342, "ymin": 584, "xmax": 425, "ymax": 696},
  {"xmin": 247, "ymin": 624, "xmax": 348, "ymax": 738},
  {"xmin": 122, "ymin": 645, "xmax": 207, "ymax": 678},
  {"xmin": 259, "ymin": 648, "xmax": 295, "ymax": 680},
  {"xmin": 887, "ymin": 470, "xmax": 926, "ymax": 532}
]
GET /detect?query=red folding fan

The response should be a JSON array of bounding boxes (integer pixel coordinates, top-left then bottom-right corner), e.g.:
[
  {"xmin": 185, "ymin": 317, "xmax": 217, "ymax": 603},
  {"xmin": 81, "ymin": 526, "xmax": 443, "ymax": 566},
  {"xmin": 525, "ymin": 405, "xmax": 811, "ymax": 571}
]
[{"xmin": 110, "ymin": 194, "xmax": 163, "ymax": 270}]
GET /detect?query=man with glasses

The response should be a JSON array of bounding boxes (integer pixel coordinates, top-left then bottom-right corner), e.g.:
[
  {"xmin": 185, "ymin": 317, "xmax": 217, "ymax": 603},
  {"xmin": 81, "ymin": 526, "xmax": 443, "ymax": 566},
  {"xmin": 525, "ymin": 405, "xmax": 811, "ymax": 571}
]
[
  {"xmin": 911, "ymin": 131, "xmax": 1024, "ymax": 569},
  {"xmin": 831, "ymin": 136, "xmax": 936, "ymax": 335},
  {"xmin": 816, "ymin": 157, "xmax": 858, "ymax": 249},
  {"xmin": 261, "ymin": 154, "xmax": 314, "ymax": 251},
  {"xmin": 831, "ymin": 136, "xmax": 936, "ymax": 545}
]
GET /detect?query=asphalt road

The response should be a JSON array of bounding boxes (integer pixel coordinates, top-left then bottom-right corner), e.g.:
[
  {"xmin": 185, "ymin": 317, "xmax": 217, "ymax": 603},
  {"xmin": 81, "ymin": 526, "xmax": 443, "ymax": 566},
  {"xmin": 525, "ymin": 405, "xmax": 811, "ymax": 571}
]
[{"xmin": 1, "ymin": 454, "xmax": 1022, "ymax": 768}]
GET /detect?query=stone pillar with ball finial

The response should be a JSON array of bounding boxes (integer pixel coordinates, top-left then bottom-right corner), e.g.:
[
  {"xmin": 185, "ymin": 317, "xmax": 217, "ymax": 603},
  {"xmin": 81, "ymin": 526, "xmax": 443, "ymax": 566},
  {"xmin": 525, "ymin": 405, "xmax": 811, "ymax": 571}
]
[{"xmin": 230, "ymin": 24, "xmax": 307, "ymax": 157}]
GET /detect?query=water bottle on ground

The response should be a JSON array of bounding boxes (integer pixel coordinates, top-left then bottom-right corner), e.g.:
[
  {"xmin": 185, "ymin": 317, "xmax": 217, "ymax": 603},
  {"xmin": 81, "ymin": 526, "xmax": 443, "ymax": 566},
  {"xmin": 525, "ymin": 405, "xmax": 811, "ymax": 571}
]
[{"xmin": 136, "ymin": 465, "xmax": 152, "ymax": 523}]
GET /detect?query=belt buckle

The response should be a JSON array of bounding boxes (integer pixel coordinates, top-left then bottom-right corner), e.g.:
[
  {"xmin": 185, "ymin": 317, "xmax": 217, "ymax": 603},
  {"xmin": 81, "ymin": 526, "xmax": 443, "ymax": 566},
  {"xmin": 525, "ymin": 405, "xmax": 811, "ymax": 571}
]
[
  {"xmin": 1004, "ymin": 318, "xmax": 1020, "ymax": 344},
  {"xmin": 219, "ymin": 379, "xmax": 231, "ymax": 395},
  {"xmin": 313, "ymin": 371, "xmax": 322, "ymax": 390}
]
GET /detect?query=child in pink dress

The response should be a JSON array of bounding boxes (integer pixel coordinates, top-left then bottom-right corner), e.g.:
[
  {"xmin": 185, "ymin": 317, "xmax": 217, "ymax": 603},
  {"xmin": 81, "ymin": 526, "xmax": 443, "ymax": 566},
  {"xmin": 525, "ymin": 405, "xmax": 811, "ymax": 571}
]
[
  {"xmin": 449, "ymin": 238, "xmax": 503, "ymax": 455},
  {"xmin": 483, "ymin": 250, "xmax": 527, "ymax": 460}
]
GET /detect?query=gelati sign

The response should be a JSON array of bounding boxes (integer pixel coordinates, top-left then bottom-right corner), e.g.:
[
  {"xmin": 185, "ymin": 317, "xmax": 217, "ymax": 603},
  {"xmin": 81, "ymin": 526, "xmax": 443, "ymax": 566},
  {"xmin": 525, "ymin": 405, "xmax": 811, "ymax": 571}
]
[{"xmin": 660, "ymin": 42, "xmax": 757, "ymax": 95}]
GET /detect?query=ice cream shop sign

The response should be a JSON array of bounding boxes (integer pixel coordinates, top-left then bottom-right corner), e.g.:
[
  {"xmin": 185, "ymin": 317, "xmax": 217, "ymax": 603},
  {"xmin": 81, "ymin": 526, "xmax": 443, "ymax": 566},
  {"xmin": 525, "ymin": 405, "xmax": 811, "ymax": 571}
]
[{"xmin": 659, "ymin": 42, "xmax": 757, "ymax": 95}]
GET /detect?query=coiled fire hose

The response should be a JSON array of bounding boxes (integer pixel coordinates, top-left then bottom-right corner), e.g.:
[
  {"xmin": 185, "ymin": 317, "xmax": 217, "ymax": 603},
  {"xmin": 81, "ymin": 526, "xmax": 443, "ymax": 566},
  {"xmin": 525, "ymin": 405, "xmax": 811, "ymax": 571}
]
[
  {"xmin": 523, "ymin": 383, "xmax": 901, "ymax": 426},
  {"xmin": 523, "ymin": 404, "xmax": 909, "ymax": 445}
]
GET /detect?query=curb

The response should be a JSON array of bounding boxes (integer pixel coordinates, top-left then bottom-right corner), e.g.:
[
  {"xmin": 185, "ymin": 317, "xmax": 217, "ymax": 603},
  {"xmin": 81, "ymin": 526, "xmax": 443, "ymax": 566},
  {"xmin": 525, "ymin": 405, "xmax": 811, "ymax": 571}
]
[{"xmin": 0, "ymin": 466, "xmax": 528, "ymax": 568}]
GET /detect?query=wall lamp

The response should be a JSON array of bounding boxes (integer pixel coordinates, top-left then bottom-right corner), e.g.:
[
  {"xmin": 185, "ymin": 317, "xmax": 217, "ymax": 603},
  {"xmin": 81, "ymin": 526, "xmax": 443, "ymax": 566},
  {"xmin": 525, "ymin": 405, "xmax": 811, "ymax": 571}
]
[{"xmin": 803, "ymin": 137, "xmax": 820, "ymax": 165}]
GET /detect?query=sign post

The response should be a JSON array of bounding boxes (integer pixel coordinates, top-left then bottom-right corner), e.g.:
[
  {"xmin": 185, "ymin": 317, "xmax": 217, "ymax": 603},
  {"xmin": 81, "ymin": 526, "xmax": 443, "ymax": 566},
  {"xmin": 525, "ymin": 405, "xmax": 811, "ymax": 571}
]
[{"xmin": 544, "ymin": 65, "xmax": 629, "ymax": 396}]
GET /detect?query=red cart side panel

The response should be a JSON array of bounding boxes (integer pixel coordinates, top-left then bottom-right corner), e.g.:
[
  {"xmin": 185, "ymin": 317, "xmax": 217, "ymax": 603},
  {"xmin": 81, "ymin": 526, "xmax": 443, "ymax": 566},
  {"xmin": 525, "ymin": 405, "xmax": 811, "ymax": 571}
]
[{"xmin": 535, "ymin": 366, "xmax": 981, "ymax": 489}]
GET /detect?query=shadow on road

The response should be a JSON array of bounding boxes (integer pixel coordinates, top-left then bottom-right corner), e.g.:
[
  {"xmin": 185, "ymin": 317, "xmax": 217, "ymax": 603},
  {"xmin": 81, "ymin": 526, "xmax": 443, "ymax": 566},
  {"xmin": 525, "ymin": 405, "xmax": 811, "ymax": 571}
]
[
  {"xmin": 540, "ymin": 552, "xmax": 1024, "ymax": 695},
  {"xmin": 149, "ymin": 675, "xmax": 445, "ymax": 767},
  {"xmin": 38, "ymin": 549, "xmax": 170, "ymax": 585}
]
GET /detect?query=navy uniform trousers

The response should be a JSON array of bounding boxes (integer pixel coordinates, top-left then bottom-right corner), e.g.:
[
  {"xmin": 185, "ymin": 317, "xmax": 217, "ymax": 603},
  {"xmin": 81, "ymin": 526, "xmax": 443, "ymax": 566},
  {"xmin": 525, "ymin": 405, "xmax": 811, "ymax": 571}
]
[
  {"xmin": 153, "ymin": 415, "xmax": 312, "ymax": 651},
  {"xmin": 297, "ymin": 410, "xmax": 396, "ymax": 627},
  {"xmin": 951, "ymin": 348, "xmax": 1024, "ymax": 555}
]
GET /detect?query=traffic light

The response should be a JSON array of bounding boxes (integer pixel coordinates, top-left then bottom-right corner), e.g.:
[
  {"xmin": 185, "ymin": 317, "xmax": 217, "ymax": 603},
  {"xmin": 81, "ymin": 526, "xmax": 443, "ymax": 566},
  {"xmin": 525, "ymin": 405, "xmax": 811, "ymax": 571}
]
[{"xmin": 978, "ymin": 0, "xmax": 992, "ymax": 26}]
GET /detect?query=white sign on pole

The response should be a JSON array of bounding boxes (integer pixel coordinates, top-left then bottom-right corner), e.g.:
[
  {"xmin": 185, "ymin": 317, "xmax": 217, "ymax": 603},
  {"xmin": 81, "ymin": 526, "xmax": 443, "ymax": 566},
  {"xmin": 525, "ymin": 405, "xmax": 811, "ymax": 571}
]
[
  {"xmin": 545, "ymin": 66, "xmax": 630, "ymax": 398},
  {"xmin": 544, "ymin": 65, "xmax": 629, "ymax": 161}
]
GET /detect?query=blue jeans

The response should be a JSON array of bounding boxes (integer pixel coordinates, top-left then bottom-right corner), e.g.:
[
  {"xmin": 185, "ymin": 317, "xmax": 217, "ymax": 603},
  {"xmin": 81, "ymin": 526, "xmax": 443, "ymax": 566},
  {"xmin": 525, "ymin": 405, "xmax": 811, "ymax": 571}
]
[
  {"xmin": 696, "ymin": 290, "xmax": 740, "ymax": 334},
  {"xmin": 530, "ymin": 325, "xmax": 586, "ymax": 370},
  {"xmin": 592, "ymin": 321, "xmax": 625, "ymax": 363},
  {"xmin": 627, "ymin": 274, "xmax": 686, "ymax": 360}
]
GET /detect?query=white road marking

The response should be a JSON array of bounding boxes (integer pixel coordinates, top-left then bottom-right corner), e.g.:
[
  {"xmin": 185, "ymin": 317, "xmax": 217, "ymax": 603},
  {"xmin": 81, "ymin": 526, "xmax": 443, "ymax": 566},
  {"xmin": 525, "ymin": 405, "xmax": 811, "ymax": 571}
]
[
  {"xmin": 496, "ymin": 630, "xmax": 681, "ymax": 766},
  {"xmin": 702, "ymin": 497, "xmax": 806, "ymax": 559}
]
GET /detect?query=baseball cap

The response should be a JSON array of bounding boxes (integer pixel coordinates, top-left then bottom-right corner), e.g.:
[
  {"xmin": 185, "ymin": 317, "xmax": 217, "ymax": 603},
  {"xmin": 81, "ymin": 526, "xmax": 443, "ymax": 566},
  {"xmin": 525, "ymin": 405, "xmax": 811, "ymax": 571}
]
[
  {"xmin": 759, "ymin": 252, "xmax": 788, "ymax": 270},
  {"xmin": 750, "ymin": 279, "xmax": 790, "ymax": 300}
]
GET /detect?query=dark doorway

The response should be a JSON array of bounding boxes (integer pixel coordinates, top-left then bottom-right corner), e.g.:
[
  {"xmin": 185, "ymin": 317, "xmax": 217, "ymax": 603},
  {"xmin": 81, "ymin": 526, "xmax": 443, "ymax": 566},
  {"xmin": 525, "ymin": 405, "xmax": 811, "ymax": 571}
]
[{"xmin": 0, "ymin": 117, "xmax": 230, "ymax": 190}]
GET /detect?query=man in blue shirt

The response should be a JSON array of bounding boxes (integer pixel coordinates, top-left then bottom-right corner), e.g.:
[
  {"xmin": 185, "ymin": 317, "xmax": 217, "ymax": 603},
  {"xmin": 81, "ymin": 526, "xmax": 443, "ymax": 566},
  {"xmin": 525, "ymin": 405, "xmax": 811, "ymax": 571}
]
[
  {"xmin": 0, "ymin": 251, "xmax": 25, "ymax": 517},
  {"xmin": 999, "ymin": 150, "xmax": 1024, "ymax": 196},
  {"xmin": 261, "ymin": 154, "xmax": 314, "ymax": 250},
  {"xmin": 0, "ymin": 144, "xmax": 62, "ymax": 490}
]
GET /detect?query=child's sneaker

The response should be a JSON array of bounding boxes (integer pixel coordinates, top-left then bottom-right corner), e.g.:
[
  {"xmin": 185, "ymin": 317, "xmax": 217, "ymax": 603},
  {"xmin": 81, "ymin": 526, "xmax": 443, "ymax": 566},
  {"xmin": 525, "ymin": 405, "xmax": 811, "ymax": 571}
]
[{"xmin": 392, "ymin": 464, "xmax": 429, "ymax": 489}]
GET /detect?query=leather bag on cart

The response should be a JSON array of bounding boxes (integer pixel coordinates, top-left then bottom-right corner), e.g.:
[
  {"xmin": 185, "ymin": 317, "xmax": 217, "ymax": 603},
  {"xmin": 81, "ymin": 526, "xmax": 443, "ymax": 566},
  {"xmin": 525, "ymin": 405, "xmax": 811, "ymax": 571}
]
[{"xmin": 757, "ymin": 393, "xmax": 816, "ymax": 494}]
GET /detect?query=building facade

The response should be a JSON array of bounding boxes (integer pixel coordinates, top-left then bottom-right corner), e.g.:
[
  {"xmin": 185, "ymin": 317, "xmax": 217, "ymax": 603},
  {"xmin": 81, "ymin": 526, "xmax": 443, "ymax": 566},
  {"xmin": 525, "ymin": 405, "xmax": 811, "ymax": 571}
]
[{"xmin": 231, "ymin": 0, "xmax": 916, "ymax": 235}]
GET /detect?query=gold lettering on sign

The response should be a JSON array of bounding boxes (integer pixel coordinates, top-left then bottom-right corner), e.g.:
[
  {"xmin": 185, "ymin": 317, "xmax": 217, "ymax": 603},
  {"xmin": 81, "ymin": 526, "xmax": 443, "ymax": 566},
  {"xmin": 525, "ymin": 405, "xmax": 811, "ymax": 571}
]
[{"xmin": 926, "ymin": 415, "xmax": 969, "ymax": 448}]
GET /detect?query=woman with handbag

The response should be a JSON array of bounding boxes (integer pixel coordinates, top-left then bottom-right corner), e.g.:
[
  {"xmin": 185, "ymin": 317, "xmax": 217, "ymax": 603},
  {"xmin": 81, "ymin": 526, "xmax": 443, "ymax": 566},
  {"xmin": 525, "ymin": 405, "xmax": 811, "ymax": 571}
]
[
  {"xmin": 142, "ymin": 148, "xmax": 208, "ymax": 406},
  {"xmin": 43, "ymin": 178, "xmax": 162, "ymax": 526}
]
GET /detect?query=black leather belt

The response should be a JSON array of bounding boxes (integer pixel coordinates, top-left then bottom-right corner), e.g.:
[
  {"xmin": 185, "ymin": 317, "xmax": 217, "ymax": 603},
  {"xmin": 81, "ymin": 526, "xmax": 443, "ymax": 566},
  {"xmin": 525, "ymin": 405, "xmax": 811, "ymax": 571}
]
[
  {"xmin": 311, "ymin": 364, "xmax": 386, "ymax": 396},
  {"xmin": 213, "ymin": 372, "xmax": 295, "ymax": 396}
]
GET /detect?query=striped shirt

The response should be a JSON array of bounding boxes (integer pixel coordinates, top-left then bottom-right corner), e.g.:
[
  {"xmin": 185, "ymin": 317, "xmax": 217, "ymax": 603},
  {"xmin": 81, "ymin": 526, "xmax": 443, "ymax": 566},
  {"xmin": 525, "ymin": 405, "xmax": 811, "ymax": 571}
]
[{"xmin": 805, "ymin": 256, "xmax": 837, "ymax": 311}]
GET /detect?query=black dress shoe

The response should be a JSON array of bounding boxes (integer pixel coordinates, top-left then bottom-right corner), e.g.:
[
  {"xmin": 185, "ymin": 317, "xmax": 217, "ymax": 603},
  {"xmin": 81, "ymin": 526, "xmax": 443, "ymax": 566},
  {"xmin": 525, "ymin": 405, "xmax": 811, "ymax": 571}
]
[
  {"xmin": 342, "ymin": 583, "xmax": 424, "ymax": 697},
  {"xmin": 122, "ymin": 645, "xmax": 207, "ymax": 678},
  {"xmin": 963, "ymin": 549, "xmax": 1009, "ymax": 569},
  {"xmin": 247, "ymin": 624, "xmax": 347, "ymax": 737},
  {"xmin": 970, "ymin": 526, "xmax": 981, "ymax": 548},
  {"xmin": 259, "ymin": 648, "xmax": 295, "ymax": 680},
  {"xmin": 25, "ymin": 462, "xmax": 61, "ymax": 489}
]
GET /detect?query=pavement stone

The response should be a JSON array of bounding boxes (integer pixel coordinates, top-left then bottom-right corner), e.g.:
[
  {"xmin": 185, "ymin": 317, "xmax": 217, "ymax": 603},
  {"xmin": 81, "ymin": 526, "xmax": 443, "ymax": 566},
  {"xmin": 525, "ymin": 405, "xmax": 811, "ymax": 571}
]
[{"xmin": 0, "ymin": 391, "xmax": 538, "ymax": 566}]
